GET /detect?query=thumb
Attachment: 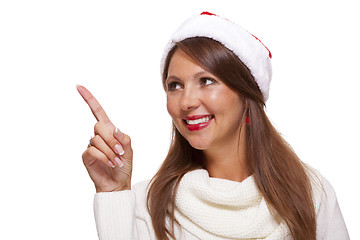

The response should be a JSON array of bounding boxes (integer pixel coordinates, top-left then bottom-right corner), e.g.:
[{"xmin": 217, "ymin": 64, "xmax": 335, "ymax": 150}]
[{"xmin": 113, "ymin": 128, "xmax": 133, "ymax": 161}]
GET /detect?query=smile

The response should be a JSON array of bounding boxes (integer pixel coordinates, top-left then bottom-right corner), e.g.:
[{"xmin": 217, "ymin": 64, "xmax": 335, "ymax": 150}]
[
  {"xmin": 184, "ymin": 115, "xmax": 214, "ymax": 131},
  {"xmin": 185, "ymin": 115, "xmax": 212, "ymax": 125}
]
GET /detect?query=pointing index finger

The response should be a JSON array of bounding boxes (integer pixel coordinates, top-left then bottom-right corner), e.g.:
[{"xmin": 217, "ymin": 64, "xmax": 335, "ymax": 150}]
[{"xmin": 76, "ymin": 84, "xmax": 111, "ymax": 123}]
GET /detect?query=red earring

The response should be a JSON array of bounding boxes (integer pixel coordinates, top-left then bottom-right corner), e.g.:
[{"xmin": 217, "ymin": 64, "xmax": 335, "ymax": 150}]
[{"xmin": 246, "ymin": 116, "xmax": 250, "ymax": 125}]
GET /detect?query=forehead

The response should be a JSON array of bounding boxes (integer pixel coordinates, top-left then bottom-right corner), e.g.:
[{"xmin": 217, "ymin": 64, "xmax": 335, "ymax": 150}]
[{"xmin": 167, "ymin": 49, "xmax": 207, "ymax": 77}]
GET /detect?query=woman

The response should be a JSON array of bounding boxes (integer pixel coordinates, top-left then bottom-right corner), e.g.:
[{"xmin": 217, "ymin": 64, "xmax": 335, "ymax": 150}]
[{"xmin": 77, "ymin": 12, "xmax": 349, "ymax": 240}]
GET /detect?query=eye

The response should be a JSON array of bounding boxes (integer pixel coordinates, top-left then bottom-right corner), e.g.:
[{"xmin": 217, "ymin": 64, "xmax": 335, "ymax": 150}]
[
  {"xmin": 167, "ymin": 81, "xmax": 182, "ymax": 92},
  {"xmin": 200, "ymin": 77, "xmax": 216, "ymax": 86}
]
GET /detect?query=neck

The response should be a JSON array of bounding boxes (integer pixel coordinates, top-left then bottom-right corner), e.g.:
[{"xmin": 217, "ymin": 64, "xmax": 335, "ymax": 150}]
[{"xmin": 202, "ymin": 125, "xmax": 250, "ymax": 182}]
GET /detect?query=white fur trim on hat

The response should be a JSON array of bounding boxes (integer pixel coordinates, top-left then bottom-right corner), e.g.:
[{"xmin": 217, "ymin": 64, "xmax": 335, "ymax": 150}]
[{"xmin": 160, "ymin": 12, "xmax": 272, "ymax": 102}]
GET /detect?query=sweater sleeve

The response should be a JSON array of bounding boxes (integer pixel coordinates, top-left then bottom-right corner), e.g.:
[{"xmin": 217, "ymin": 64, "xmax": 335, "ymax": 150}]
[
  {"xmin": 93, "ymin": 180, "xmax": 153, "ymax": 240},
  {"xmin": 315, "ymin": 175, "xmax": 350, "ymax": 240}
]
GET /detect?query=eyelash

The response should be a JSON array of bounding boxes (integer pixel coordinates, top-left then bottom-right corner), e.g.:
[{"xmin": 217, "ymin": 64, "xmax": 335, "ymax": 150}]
[
  {"xmin": 200, "ymin": 77, "xmax": 216, "ymax": 86},
  {"xmin": 167, "ymin": 82, "xmax": 182, "ymax": 92},
  {"xmin": 167, "ymin": 77, "xmax": 217, "ymax": 92}
]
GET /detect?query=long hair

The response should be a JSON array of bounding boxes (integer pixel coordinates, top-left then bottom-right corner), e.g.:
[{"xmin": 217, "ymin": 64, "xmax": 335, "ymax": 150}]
[{"xmin": 147, "ymin": 37, "xmax": 316, "ymax": 240}]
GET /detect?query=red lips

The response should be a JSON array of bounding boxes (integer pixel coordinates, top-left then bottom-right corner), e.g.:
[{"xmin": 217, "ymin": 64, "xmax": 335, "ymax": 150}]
[{"xmin": 184, "ymin": 115, "xmax": 214, "ymax": 131}]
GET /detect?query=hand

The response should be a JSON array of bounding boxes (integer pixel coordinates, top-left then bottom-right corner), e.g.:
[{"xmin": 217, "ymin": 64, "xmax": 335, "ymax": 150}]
[{"xmin": 77, "ymin": 85, "xmax": 133, "ymax": 192}]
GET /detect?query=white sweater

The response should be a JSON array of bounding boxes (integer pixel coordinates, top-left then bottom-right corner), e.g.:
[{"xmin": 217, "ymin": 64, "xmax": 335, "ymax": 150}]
[{"xmin": 93, "ymin": 169, "xmax": 349, "ymax": 240}]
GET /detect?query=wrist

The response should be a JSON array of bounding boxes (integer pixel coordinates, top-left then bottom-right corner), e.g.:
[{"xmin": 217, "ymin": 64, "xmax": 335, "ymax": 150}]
[
  {"xmin": 110, "ymin": 184, "xmax": 131, "ymax": 192},
  {"xmin": 95, "ymin": 182, "xmax": 131, "ymax": 193}
]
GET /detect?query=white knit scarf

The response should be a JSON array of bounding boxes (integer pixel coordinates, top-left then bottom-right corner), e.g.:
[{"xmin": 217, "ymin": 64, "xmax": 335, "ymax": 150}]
[{"xmin": 174, "ymin": 169, "xmax": 292, "ymax": 240}]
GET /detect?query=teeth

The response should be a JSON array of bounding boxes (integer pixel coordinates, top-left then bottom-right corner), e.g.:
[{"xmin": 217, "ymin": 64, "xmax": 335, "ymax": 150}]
[{"xmin": 186, "ymin": 116, "xmax": 212, "ymax": 125}]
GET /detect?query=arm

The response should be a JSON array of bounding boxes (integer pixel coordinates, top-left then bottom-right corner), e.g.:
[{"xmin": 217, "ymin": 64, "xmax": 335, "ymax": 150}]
[
  {"xmin": 94, "ymin": 181, "xmax": 154, "ymax": 240},
  {"xmin": 94, "ymin": 191, "xmax": 137, "ymax": 240},
  {"xmin": 315, "ymin": 175, "xmax": 350, "ymax": 240},
  {"xmin": 77, "ymin": 85, "xmax": 140, "ymax": 238}
]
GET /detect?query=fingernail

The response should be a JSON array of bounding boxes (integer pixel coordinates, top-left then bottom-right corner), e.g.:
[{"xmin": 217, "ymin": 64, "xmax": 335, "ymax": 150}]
[
  {"xmin": 114, "ymin": 128, "xmax": 123, "ymax": 138},
  {"xmin": 115, "ymin": 157, "xmax": 123, "ymax": 167},
  {"xmin": 108, "ymin": 161, "xmax": 115, "ymax": 168},
  {"xmin": 114, "ymin": 144, "xmax": 125, "ymax": 155}
]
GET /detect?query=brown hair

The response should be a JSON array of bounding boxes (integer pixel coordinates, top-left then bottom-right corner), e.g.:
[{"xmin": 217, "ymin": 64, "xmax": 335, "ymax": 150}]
[{"xmin": 147, "ymin": 37, "xmax": 316, "ymax": 240}]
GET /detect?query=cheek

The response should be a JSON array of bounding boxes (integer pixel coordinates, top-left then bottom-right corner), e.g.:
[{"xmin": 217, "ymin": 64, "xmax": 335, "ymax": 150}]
[
  {"xmin": 207, "ymin": 88, "xmax": 244, "ymax": 114},
  {"xmin": 206, "ymin": 88, "xmax": 232, "ymax": 111},
  {"xmin": 166, "ymin": 95, "xmax": 178, "ymax": 118},
  {"xmin": 166, "ymin": 96, "xmax": 183, "ymax": 131}
]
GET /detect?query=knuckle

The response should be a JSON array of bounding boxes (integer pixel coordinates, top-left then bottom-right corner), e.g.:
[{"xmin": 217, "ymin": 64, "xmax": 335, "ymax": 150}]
[
  {"xmin": 107, "ymin": 135, "xmax": 118, "ymax": 147},
  {"xmin": 93, "ymin": 105, "xmax": 104, "ymax": 115},
  {"xmin": 94, "ymin": 122, "xmax": 102, "ymax": 133},
  {"xmin": 82, "ymin": 147, "xmax": 94, "ymax": 161},
  {"xmin": 92, "ymin": 134, "xmax": 102, "ymax": 144},
  {"xmin": 123, "ymin": 134, "xmax": 132, "ymax": 145},
  {"xmin": 85, "ymin": 146, "xmax": 96, "ymax": 156},
  {"xmin": 83, "ymin": 147, "xmax": 109, "ymax": 164},
  {"xmin": 81, "ymin": 149, "xmax": 88, "ymax": 160}
]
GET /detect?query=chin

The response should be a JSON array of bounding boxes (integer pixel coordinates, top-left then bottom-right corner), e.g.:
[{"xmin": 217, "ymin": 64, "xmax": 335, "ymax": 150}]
[
  {"xmin": 186, "ymin": 139, "xmax": 210, "ymax": 150},
  {"xmin": 175, "ymin": 125, "xmax": 211, "ymax": 150}
]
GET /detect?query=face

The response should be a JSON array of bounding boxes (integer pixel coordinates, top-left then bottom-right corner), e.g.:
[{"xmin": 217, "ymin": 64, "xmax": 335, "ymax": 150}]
[{"xmin": 166, "ymin": 49, "xmax": 246, "ymax": 151}]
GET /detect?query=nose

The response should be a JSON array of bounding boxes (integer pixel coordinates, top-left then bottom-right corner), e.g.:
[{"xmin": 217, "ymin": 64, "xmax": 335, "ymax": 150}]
[{"xmin": 179, "ymin": 86, "xmax": 200, "ymax": 111}]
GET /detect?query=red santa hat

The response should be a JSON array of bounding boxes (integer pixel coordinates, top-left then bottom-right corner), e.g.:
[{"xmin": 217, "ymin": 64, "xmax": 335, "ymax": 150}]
[{"xmin": 160, "ymin": 12, "xmax": 272, "ymax": 102}]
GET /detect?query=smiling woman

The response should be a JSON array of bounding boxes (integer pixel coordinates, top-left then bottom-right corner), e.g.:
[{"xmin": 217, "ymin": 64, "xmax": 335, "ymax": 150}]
[
  {"xmin": 166, "ymin": 48, "xmax": 245, "ymax": 153},
  {"xmin": 79, "ymin": 12, "xmax": 349, "ymax": 240}
]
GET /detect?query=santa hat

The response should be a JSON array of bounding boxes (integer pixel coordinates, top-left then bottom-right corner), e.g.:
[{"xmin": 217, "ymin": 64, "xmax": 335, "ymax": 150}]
[{"xmin": 160, "ymin": 12, "xmax": 272, "ymax": 102}]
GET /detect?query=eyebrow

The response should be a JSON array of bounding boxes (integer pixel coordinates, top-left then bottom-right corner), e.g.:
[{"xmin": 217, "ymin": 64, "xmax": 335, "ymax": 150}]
[{"xmin": 166, "ymin": 75, "xmax": 180, "ymax": 83}]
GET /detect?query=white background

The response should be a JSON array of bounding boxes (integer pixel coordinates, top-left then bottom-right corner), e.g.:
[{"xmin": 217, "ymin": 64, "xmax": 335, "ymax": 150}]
[{"xmin": 0, "ymin": 0, "xmax": 359, "ymax": 239}]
